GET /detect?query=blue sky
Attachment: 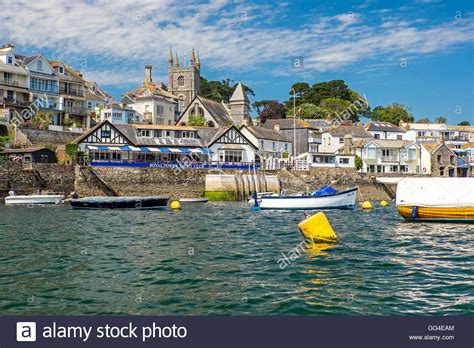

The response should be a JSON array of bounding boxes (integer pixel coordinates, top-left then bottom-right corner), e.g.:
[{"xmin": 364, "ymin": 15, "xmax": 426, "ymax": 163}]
[{"xmin": 1, "ymin": 0, "xmax": 473, "ymax": 124}]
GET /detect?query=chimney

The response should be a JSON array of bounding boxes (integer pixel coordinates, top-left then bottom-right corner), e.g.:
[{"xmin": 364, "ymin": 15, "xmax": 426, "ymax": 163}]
[
  {"xmin": 145, "ymin": 65, "xmax": 152, "ymax": 84},
  {"xmin": 343, "ymin": 134, "xmax": 353, "ymax": 154}
]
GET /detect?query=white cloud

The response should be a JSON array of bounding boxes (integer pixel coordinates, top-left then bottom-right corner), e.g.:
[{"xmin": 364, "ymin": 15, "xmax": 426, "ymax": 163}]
[{"xmin": 1, "ymin": 0, "xmax": 472, "ymax": 86}]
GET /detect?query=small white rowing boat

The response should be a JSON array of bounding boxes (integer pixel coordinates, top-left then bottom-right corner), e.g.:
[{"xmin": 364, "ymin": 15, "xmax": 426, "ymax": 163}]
[
  {"xmin": 4, "ymin": 191, "xmax": 64, "ymax": 205},
  {"xmin": 258, "ymin": 187, "xmax": 358, "ymax": 210},
  {"xmin": 179, "ymin": 198, "xmax": 208, "ymax": 203}
]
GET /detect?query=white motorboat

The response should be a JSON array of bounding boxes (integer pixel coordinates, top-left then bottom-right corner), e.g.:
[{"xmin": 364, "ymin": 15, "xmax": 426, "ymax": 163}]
[
  {"xmin": 4, "ymin": 191, "xmax": 65, "ymax": 205},
  {"xmin": 258, "ymin": 187, "xmax": 358, "ymax": 210}
]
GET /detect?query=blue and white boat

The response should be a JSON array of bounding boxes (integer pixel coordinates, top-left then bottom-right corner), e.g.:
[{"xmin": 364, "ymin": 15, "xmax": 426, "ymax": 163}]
[{"xmin": 257, "ymin": 187, "xmax": 358, "ymax": 210}]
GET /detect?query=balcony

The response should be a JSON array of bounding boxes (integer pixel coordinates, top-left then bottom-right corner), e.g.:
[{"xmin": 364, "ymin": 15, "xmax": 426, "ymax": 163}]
[
  {"xmin": 30, "ymin": 84, "xmax": 59, "ymax": 94},
  {"xmin": 64, "ymin": 106, "xmax": 89, "ymax": 116},
  {"xmin": 381, "ymin": 155, "xmax": 399, "ymax": 162},
  {"xmin": 0, "ymin": 78, "xmax": 28, "ymax": 88},
  {"xmin": 1, "ymin": 97, "xmax": 31, "ymax": 107},
  {"xmin": 416, "ymin": 135, "xmax": 440, "ymax": 143},
  {"xmin": 308, "ymin": 136, "xmax": 322, "ymax": 143},
  {"xmin": 59, "ymin": 88, "xmax": 84, "ymax": 97}
]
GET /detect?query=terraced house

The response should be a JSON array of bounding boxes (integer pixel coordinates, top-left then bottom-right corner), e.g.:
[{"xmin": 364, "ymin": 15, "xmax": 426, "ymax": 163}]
[
  {"xmin": 49, "ymin": 60, "xmax": 89, "ymax": 129},
  {"xmin": 0, "ymin": 44, "xmax": 30, "ymax": 121}
]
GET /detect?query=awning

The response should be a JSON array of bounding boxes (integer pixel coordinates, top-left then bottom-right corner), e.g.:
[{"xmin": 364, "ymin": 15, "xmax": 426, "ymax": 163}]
[{"xmin": 86, "ymin": 145, "xmax": 211, "ymax": 154}]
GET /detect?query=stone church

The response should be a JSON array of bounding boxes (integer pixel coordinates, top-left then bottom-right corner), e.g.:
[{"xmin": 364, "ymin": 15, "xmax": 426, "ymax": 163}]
[{"xmin": 167, "ymin": 48, "xmax": 201, "ymax": 110}]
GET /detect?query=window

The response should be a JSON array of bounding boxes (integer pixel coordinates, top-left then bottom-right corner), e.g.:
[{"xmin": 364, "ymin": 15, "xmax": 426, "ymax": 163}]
[
  {"xmin": 309, "ymin": 144, "xmax": 318, "ymax": 153},
  {"xmin": 390, "ymin": 165, "xmax": 398, "ymax": 172},
  {"xmin": 181, "ymin": 131, "xmax": 195, "ymax": 139},
  {"xmin": 272, "ymin": 142, "xmax": 276, "ymax": 151},
  {"xmin": 437, "ymin": 155, "xmax": 441, "ymax": 162},
  {"xmin": 397, "ymin": 135, "xmax": 403, "ymax": 140},
  {"xmin": 312, "ymin": 155, "xmax": 334, "ymax": 164},
  {"xmin": 87, "ymin": 102, "xmax": 92, "ymax": 109},
  {"xmin": 368, "ymin": 165, "xmax": 376, "ymax": 173},
  {"xmin": 260, "ymin": 140, "xmax": 264, "ymax": 149},
  {"xmin": 374, "ymin": 133, "xmax": 380, "ymax": 139},
  {"xmin": 59, "ymin": 66, "xmax": 64, "ymax": 74},
  {"xmin": 154, "ymin": 130, "xmax": 161, "ymax": 137},
  {"xmin": 37, "ymin": 60, "xmax": 43, "ymax": 71},
  {"xmin": 7, "ymin": 56, "xmax": 12, "ymax": 64},
  {"xmin": 284, "ymin": 143, "xmax": 288, "ymax": 151},
  {"xmin": 138, "ymin": 129, "xmax": 151, "ymax": 137},
  {"xmin": 339, "ymin": 137, "xmax": 344, "ymax": 144},
  {"xmin": 400, "ymin": 165, "xmax": 408, "ymax": 172},
  {"xmin": 339, "ymin": 157, "xmax": 349, "ymax": 164},
  {"xmin": 157, "ymin": 105, "xmax": 164, "ymax": 115},
  {"xmin": 219, "ymin": 149, "xmax": 243, "ymax": 163},
  {"xmin": 178, "ymin": 76, "xmax": 185, "ymax": 86},
  {"xmin": 162, "ymin": 130, "xmax": 173, "ymax": 138},
  {"xmin": 7, "ymin": 90, "xmax": 14, "ymax": 100}
]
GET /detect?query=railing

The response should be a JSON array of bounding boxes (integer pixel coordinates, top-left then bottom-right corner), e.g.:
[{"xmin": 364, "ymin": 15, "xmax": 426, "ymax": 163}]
[
  {"xmin": 59, "ymin": 88, "xmax": 84, "ymax": 96},
  {"xmin": 0, "ymin": 79, "xmax": 28, "ymax": 88},
  {"xmin": 381, "ymin": 155, "xmax": 399, "ymax": 162},
  {"xmin": 416, "ymin": 136, "xmax": 440, "ymax": 143},
  {"xmin": 64, "ymin": 106, "xmax": 89, "ymax": 116},
  {"xmin": 0, "ymin": 98, "xmax": 30, "ymax": 107}
]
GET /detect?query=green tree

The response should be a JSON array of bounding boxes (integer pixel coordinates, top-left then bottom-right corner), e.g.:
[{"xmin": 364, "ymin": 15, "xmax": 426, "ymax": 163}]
[
  {"xmin": 369, "ymin": 103, "xmax": 414, "ymax": 125},
  {"xmin": 200, "ymin": 77, "xmax": 254, "ymax": 103},
  {"xmin": 288, "ymin": 103, "xmax": 329, "ymax": 119},
  {"xmin": 435, "ymin": 116, "xmax": 447, "ymax": 124},
  {"xmin": 290, "ymin": 82, "xmax": 310, "ymax": 98},
  {"xmin": 458, "ymin": 121, "xmax": 471, "ymax": 126},
  {"xmin": 416, "ymin": 118, "xmax": 431, "ymax": 123},
  {"xmin": 320, "ymin": 98, "xmax": 353, "ymax": 118},
  {"xmin": 302, "ymin": 80, "xmax": 352, "ymax": 105}
]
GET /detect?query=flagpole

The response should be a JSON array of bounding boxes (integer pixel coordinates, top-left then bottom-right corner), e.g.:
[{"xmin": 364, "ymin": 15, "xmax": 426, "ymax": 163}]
[{"xmin": 293, "ymin": 87, "xmax": 296, "ymax": 166}]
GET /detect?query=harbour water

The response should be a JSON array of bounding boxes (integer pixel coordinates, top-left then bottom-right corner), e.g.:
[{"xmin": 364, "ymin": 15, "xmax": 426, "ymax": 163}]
[{"xmin": 0, "ymin": 203, "xmax": 472, "ymax": 315}]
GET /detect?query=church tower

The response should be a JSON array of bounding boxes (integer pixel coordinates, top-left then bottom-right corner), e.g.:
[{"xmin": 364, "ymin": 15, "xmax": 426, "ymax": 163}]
[
  {"xmin": 229, "ymin": 82, "xmax": 251, "ymax": 126},
  {"xmin": 168, "ymin": 48, "xmax": 201, "ymax": 110}
]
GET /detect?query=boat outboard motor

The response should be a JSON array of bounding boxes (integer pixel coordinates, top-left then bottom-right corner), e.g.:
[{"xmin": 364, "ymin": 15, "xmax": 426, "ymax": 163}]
[{"xmin": 8, "ymin": 190, "xmax": 16, "ymax": 196}]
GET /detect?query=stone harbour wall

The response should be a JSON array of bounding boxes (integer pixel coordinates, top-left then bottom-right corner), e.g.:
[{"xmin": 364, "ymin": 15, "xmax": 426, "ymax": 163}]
[
  {"xmin": 0, "ymin": 160, "xmax": 75, "ymax": 198},
  {"xmin": 75, "ymin": 166, "xmax": 208, "ymax": 199}
]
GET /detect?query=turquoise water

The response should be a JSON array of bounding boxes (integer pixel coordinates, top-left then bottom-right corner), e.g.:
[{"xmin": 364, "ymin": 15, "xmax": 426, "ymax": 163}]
[{"xmin": 0, "ymin": 203, "xmax": 472, "ymax": 315}]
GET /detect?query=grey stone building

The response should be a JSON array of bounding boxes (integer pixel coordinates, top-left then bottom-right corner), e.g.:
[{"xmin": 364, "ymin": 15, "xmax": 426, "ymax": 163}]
[{"xmin": 167, "ymin": 48, "xmax": 201, "ymax": 111}]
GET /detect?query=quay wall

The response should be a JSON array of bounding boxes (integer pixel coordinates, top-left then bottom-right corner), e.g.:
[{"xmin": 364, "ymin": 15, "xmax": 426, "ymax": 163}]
[
  {"xmin": 277, "ymin": 167, "xmax": 427, "ymax": 201},
  {"xmin": 0, "ymin": 160, "xmax": 75, "ymax": 198},
  {"xmin": 75, "ymin": 166, "xmax": 208, "ymax": 199}
]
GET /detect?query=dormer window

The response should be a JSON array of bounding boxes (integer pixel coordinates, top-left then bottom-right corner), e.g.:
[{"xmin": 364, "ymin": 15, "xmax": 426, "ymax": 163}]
[
  {"xmin": 59, "ymin": 66, "xmax": 64, "ymax": 74},
  {"xmin": 37, "ymin": 60, "xmax": 43, "ymax": 71},
  {"xmin": 7, "ymin": 56, "xmax": 13, "ymax": 64}
]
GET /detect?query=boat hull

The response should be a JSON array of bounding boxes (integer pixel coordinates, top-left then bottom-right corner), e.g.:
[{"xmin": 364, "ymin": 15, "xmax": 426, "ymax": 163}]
[
  {"xmin": 70, "ymin": 196, "xmax": 170, "ymax": 209},
  {"xmin": 397, "ymin": 206, "xmax": 474, "ymax": 222},
  {"xmin": 258, "ymin": 188, "xmax": 358, "ymax": 210},
  {"xmin": 4, "ymin": 195, "xmax": 64, "ymax": 205},
  {"xmin": 179, "ymin": 198, "xmax": 208, "ymax": 203}
]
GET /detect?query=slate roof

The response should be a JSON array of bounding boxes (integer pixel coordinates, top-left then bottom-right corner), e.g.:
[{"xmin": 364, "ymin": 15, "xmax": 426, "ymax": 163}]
[
  {"xmin": 244, "ymin": 126, "xmax": 291, "ymax": 142},
  {"xmin": 197, "ymin": 96, "xmax": 234, "ymax": 126},
  {"xmin": 123, "ymin": 82, "xmax": 179, "ymax": 102},
  {"xmin": 230, "ymin": 83, "xmax": 249, "ymax": 103},
  {"xmin": 327, "ymin": 125, "xmax": 373, "ymax": 138},
  {"xmin": 366, "ymin": 121, "xmax": 405, "ymax": 133},
  {"xmin": 2, "ymin": 146, "xmax": 52, "ymax": 154}
]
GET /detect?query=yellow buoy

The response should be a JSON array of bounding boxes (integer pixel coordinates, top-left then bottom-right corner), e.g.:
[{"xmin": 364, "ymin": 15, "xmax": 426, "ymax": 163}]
[
  {"xmin": 170, "ymin": 200, "xmax": 181, "ymax": 209},
  {"xmin": 361, "ymin": 201, "xmax": 373, "ymax": 209},
  {"xmin": 380, "ymin": 200, "xmax": 389, "ymax": 207},
  {"xmin": 297, "ymin": 212, "xmax": 337, "ymax": 243}
]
